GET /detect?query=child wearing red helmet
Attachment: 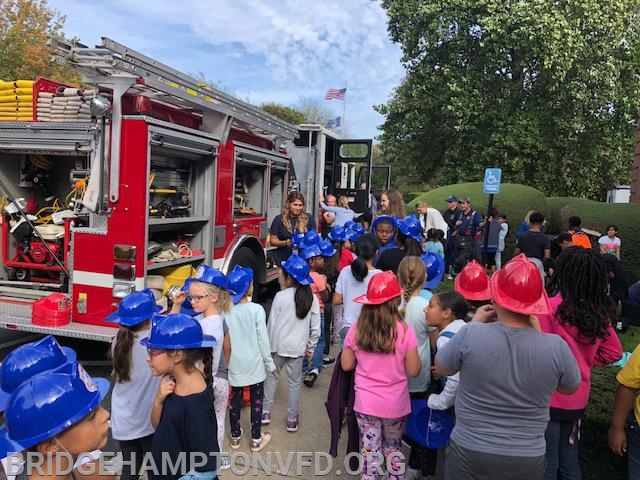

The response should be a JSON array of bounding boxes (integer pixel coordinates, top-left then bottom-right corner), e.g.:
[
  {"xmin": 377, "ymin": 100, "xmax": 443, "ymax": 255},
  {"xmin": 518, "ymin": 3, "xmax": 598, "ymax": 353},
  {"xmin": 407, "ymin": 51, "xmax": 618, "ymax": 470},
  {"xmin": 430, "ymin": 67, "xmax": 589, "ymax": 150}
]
[
  {"xmin": 435, "ymin": 254, "xmax": 581, "ymax": 480},
  {"xmin": 454, "ymin": 259, "xmax": 492, "ymax": 321},
  {"xmin": 341, "ymin": 270, "xmax": 421, "ymax": 480}
]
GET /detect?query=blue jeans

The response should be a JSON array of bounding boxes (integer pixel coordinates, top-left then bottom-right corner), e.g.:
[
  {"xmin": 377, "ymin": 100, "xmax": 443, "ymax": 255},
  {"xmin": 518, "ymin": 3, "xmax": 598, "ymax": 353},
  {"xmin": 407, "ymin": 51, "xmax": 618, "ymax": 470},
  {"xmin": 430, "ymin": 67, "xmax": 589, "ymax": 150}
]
[
  {"xmin": 544, "ymin": 419, "xmax": 582, "ymax": 480},
  {"xmin": 303, "ymin": 313, "xmax": 325, "ymax": 373},
  {"xmin": 628, "ymin": 415, "xmax": 640, "ymax": 479}
]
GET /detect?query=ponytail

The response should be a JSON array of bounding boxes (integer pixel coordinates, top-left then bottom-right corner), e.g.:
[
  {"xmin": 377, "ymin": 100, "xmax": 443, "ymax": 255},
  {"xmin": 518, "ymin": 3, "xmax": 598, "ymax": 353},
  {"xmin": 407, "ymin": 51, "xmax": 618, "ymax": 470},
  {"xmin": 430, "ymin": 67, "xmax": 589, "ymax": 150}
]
[
  {"xmin": 282, "ymin": 268, "xmax": 314, "ymax": 318},
  {"xmin": 397, "ymin": 256, "xmax": 427, "ymax": 317},
  {"xmin": 183, "ymin": 348, "xmax": 214, "ymax": 392},
  {"xmin": 202, "ymin": 348, "xmax": 214, "ymax": 391},
  {"xmin": 111, "ymin": 326, "xmax": 136, "ymax": 383},
  {"xmin": 351, "ymin": 257, "xmax": 368, "ymax": 282},
  {"xmin": 351, "ymin": 233, "xmax": 379, "ymax": 282},
  {"xmin": 295, "ymin": 284, "xmax": 314, "ymax": 318}
]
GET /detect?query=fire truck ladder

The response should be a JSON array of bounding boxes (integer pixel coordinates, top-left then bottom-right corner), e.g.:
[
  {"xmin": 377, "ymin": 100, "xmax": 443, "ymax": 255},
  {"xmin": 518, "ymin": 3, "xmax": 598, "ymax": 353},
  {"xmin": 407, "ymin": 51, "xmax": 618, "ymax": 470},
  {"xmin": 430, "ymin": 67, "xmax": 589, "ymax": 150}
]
[
  {"xmin": 49, "ymin": 36, "xmax": 298, "ymax": 141},
  {"xmin": 49, "ymin": 36, "xmax": 299, "ymax": 203}
]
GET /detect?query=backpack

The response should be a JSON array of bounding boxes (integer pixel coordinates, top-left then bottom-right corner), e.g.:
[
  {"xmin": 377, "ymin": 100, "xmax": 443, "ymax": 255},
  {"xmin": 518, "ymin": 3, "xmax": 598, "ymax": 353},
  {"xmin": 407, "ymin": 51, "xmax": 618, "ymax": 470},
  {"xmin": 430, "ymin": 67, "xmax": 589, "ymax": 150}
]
[{"xmin": 571, "ymin": 231, "xmax": 592, "ymax": 249}]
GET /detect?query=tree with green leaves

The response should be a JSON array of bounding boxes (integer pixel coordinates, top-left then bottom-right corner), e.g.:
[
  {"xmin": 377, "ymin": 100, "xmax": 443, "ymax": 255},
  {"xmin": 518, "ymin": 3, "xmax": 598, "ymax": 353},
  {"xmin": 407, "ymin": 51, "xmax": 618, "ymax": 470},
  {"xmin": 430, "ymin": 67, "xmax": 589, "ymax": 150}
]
[
  {"xmin": 260, "ymin": 103, "xmax": 305, "ymax": 125},
  {"xmin": 377, "ymin": 0, "xmax": 640, "ymax": 200},
  {"xmin": 0, "ymin": 0, "xmax": 78, "ymax": 83}
]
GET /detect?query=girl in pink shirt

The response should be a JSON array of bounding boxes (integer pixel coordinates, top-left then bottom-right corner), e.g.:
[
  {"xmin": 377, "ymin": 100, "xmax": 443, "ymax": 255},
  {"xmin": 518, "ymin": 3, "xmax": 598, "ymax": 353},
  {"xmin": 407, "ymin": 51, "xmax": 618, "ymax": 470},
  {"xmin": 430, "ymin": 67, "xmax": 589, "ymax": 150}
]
[
  {"xmin": 539, "ymin": 247, "xmax": 622, "ymax": 480},
  {"xmin": 342, "ymin": 271, "xmax": 421, "ymax": 480}
]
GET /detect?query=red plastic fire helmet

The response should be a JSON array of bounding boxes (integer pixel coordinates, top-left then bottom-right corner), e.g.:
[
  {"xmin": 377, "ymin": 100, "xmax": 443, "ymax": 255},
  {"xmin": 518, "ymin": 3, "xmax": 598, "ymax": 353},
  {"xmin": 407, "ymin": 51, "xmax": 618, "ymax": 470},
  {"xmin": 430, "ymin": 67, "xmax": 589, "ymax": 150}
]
[
  {"xmin": 490, "ymin": 254, "xmax": 550, "ymax": 315},
  {"xmin": 454, "ymin": 260, "xmax": 491, "ymax": 301},
  {"xmin": 354, "ymin": 270, "xmax": 402, "ymax": 305}
]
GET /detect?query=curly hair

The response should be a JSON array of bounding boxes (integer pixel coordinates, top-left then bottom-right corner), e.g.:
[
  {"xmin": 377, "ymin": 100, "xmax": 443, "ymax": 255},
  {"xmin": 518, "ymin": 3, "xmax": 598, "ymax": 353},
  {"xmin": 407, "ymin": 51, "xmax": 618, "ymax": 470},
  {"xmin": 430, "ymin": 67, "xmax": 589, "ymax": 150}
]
[{"xmin": 546, "ymin": 246, "xmax": 615, "ymax": 343}]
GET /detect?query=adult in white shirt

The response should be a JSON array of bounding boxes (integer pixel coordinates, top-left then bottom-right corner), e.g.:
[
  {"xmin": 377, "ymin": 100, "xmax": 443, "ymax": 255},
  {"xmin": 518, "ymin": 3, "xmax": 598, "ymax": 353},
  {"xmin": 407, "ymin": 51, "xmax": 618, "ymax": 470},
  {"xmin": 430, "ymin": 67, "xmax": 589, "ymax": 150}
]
[{"xmin": 416, "ymin": 201, "xmax": 448, "ymax": 239}]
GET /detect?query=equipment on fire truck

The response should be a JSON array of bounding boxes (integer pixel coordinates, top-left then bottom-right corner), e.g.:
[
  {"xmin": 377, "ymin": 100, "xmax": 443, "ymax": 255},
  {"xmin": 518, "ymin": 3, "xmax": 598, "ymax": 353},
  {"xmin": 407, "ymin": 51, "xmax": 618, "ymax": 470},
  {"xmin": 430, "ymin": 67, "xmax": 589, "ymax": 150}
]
[
  {"xmin": 0, "ymin": 80, "xmax": 34, "ymax": 122},
  {"xmin": 1, "ymin": 194, "xmax": 69, "ymax": 283},
  {"xmin": 0, "ymin": 36, "xmax": 300, "ymax": 339},
  {"xmin": 32, "ymin": 293, "xmax": 71, "ymax": 327},
  {"xmin": 148, "ymin": 172, "xmax": 192, "ymax": 218}
]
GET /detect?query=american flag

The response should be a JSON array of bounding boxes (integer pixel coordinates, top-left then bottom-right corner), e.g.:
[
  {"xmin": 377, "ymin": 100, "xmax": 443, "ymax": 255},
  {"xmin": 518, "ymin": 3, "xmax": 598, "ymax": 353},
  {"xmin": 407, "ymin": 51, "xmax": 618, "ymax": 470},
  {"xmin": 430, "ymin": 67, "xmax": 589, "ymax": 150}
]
[{"xmin": 325, "ymin": 88, "xmax": 346, "ymax": 100}]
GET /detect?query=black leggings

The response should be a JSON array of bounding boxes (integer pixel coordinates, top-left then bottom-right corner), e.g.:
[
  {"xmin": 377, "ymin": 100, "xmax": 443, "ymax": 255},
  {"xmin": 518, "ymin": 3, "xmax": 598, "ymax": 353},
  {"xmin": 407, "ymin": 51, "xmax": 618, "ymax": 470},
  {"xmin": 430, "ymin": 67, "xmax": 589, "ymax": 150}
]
[
  {"xmin": 230, "ymin": 382, "xmax": 264, "ymax": 440},
  {"xmin": 118, "ymin": 434, "xmax": 154, "ymax": 480}
]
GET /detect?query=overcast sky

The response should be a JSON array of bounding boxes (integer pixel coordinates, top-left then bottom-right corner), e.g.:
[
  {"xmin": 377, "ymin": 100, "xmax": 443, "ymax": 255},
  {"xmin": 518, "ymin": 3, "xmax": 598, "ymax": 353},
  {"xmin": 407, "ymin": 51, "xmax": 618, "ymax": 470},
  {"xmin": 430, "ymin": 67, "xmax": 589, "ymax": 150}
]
[{"xmin": 48, "ymin": 0, "xmax": 405, "ymax": 139}]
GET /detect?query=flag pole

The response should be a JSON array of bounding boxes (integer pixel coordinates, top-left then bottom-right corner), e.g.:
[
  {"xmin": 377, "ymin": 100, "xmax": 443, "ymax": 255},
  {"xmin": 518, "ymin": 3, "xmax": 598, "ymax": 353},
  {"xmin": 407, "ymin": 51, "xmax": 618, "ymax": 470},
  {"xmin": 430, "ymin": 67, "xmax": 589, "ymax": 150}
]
[{"xmin": 342, "ymin": 81, "xmax": 347, "ymax": 137}]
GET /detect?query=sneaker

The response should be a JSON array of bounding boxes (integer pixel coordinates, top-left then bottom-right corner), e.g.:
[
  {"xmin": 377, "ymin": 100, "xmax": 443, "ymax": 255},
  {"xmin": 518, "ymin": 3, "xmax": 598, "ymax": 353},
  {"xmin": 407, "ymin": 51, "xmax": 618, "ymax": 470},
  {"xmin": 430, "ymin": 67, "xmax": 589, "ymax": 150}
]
[
  {"xmin": 286, "ymin": 415, "xmax": 299, "ymax": 432},
  {"xmin": 230, "ymin": 436, "xmax": 241, "ymax": 449},
  {"xmin": 250, "ymin": 432, "xmax": 272, "ymax": 452},
  {"xmin": 303, "ymin": 371, "xmax": 318, "ymax": 388},
  {"xmin": 261, "ymin": 410, "xmax": 271, "ymax": 425},
  {"xmin": 447, "ymin": 274, "xmax": 453, "ymax": 280},
  {"xmin": 220, "ymin": 457, "xmax": 231, "ymax": 471},
  {"xmin": 323, "ymin": 356, "xmax": 336, "ymax": 366}
]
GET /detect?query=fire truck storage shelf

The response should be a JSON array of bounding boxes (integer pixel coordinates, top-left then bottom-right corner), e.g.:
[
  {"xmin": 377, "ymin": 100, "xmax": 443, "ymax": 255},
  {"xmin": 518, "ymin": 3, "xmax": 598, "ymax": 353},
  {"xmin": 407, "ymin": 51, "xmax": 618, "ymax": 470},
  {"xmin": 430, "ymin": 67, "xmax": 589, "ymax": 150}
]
[
  {"xmin": 147, "ymin": 254, "xmax": 206, "ymax": 272},
  {"xmin": 0, "ymin": 35, "xmax": 318, "ymax": 343}
]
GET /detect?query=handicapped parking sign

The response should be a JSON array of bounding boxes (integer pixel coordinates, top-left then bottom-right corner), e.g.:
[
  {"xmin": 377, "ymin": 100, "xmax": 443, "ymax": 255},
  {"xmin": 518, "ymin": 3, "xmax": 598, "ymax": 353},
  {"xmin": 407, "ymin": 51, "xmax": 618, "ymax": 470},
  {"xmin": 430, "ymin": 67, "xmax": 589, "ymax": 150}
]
[{"xmin": 483, "ymin": 168, "xmax": 502, "ymax": 194}]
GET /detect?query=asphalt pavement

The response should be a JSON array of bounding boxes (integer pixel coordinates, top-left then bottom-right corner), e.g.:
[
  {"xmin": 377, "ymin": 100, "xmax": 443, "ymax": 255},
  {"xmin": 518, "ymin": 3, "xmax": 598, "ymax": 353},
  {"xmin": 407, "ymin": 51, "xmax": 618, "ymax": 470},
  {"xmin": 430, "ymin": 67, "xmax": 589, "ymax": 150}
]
[{"xmin": 0, "ymin": 332, "xmax": 362, "ymax": 479}]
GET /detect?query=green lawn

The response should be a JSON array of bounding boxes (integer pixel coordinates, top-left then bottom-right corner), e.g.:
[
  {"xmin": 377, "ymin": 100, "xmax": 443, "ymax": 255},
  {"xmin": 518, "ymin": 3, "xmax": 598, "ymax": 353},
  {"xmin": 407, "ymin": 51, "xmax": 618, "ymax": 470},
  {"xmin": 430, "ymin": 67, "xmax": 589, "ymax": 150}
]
[{"xmin": 582, "ymin": 326, "xmax": 639, "ymax": 479}]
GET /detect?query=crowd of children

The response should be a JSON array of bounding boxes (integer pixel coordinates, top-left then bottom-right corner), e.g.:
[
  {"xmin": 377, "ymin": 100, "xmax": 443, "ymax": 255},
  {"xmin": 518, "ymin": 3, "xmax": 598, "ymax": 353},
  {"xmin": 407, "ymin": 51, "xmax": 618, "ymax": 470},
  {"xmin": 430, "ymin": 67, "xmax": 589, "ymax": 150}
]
[{"xmin": 0, "ymin": 190, "xmax": 635, "ymax": 480}]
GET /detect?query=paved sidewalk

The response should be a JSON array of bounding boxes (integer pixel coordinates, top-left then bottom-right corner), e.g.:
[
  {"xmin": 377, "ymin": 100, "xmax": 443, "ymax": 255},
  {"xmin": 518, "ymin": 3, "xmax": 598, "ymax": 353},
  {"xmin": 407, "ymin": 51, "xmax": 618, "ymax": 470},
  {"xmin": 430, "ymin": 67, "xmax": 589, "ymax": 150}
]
[{"xmin": 221, "ymin": 354, "xmax": 359, "ymax": 479}]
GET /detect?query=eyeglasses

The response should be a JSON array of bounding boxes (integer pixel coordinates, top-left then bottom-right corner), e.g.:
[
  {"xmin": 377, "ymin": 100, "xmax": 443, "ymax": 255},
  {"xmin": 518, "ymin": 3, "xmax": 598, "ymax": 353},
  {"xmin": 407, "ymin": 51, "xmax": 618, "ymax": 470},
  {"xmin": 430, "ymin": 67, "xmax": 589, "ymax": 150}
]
[
  {"xmin": 147, "ymin": 348, "xmax": 166, "ymax": 358},
  {"xmin": 187, "ymin": 294, "xmax": 209, "ymax": 303}
]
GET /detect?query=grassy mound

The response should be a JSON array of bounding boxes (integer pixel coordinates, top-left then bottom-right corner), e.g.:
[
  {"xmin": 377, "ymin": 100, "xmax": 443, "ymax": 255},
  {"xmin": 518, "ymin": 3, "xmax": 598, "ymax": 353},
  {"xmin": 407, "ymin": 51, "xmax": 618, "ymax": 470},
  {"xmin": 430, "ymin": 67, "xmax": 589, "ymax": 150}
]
[
  {"xmin": 409, "ymin": 183, "xmax": 549, "ymax": 221},
  {"xmin": 547, "ymin": 197, "xmax": 640, "ymax": 279},
  {"xmin": 410, "ymin": 183, "xmax": 549, "ymax": 256}
]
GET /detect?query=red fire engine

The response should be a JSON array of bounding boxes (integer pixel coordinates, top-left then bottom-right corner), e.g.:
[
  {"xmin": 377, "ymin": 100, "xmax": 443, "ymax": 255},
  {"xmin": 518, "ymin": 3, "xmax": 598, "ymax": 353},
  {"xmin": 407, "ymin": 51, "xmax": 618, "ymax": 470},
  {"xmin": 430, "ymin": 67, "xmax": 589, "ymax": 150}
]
[{"xmin": 0, "ymin": 37, "xmax": 383, "ymax": 343}]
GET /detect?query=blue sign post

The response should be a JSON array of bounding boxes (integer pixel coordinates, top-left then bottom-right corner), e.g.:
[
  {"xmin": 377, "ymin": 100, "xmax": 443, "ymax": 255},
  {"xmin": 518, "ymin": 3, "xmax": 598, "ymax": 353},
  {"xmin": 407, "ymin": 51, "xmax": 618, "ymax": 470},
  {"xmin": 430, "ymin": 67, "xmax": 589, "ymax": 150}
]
[
  {"xmin": 483, "ymin": 168, "xmax": 502, "ymax": 194},
  {"xmin": 482, "ymin": 168, "xmax": 502, "ymax": 262}
]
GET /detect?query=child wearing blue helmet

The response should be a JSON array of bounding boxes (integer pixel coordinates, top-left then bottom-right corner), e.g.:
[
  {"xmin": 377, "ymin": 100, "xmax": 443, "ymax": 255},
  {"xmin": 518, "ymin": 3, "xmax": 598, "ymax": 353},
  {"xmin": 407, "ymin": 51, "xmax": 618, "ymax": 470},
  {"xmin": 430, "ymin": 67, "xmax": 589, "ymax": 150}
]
[
  {"xmin": 143, "ymin": 313, "xmax": 219, "ymax": 480},
  {"xmin": 263, "ymin": 255, "xmax": 320, "ymax": 433},
  {"xmin": 0, "ymin": 362, "xmax": 111, "ymax": 480},
  {"xmin": 106, "ymin": 290, "xmax": 162, "ymax": 480},
  {"xmin": 226, "ymin": 265, "xmax": 275, "ymax": 453},
  {"xmin": 300, "ymin": 246, "xmax": 329, "ymax": 388},
  {"xmin": 170, "ymin": 265, "xmax": 232, "ymax": 463},
  {"xmin": 0, "ymin": 338, "xmax": 113, "ymax": 480}
]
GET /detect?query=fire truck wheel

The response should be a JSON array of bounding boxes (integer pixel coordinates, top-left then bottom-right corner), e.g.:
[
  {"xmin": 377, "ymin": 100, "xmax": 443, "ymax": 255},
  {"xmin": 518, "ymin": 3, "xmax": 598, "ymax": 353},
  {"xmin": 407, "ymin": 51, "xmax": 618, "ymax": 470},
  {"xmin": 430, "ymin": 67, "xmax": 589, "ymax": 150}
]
[
  {"xmin": 230, "ymin": 246, "xmax": 259, "ymax": 293},
  {"xmin": 6, "ymin": 268, "xmax": 16, "ymax": 280},
  {"xmin": 14, "ymin": 268, "xmax": 30, "ymax": 282}
]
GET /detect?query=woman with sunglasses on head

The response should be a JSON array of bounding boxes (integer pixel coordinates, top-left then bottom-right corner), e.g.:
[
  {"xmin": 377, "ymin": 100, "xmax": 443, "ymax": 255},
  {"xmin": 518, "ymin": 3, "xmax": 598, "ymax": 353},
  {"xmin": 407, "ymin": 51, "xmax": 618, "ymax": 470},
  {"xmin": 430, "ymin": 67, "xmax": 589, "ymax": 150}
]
[{"xmin": 270, "ymin": 192, "xmax": 315, "ymax": 264}]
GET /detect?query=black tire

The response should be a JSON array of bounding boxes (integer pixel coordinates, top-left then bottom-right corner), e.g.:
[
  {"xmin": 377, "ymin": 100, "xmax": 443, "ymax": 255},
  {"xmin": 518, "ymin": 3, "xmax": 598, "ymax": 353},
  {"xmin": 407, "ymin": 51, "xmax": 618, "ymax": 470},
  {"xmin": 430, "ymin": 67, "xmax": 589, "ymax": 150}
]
[
  {"xmin": 6, "ymin": 268, "xmax": 16, "ymax": 280},
  {"xmin": 229, "ymin": 246, "xmax": 260, "ymax": 299}
]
